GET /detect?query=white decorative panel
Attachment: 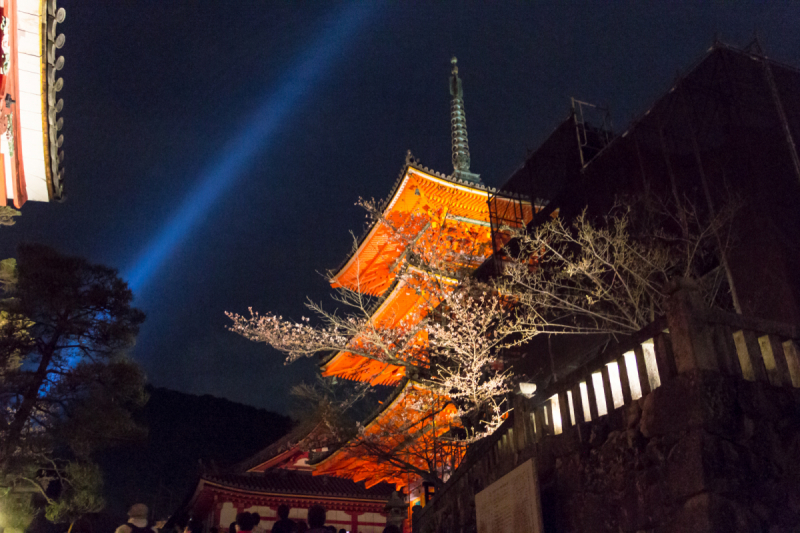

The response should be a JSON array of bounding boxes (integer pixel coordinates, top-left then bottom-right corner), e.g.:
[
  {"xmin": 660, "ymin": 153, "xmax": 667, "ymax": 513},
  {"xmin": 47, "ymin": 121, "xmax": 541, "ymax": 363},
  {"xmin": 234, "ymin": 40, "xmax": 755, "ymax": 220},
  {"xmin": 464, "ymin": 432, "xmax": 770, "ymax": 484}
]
[
  {"xmin": 17, "ymin": 69, "xmax": 41, "ymax": 96},
  {"xmin": 17, "ymin": 89, "xmax": 42, "ymax": 114},
  {"xmin": 219, "ymin": 503, "xmax": 237, "ymax": 529},
  {"xmin": 25, "ymin": 174, "xmax": 49, "ymax": 202},
  {"xmin": 20, "ymin": 129, "xmax": 45, "ymax": 163},
  {"xmin": 288, "ymin": 508, "xmax": 308, "ymax": 519},
  {"xmin": 16, "ymin": 11, "xmax": 40, "ymax": 34},
  {"xmin": 17, "ymin": 52, "xmax": 40, "ymax": 73},
  {"xmin": 16, "ymin": 29, "xmax": 40, "ymax": 56},
  {"xmin": 16, "ymin": 0, "xmax": 41, "ymax": 16},
  {"xmin": 20, "ymin": 111, "xmax": 43, "ymax": 133}
]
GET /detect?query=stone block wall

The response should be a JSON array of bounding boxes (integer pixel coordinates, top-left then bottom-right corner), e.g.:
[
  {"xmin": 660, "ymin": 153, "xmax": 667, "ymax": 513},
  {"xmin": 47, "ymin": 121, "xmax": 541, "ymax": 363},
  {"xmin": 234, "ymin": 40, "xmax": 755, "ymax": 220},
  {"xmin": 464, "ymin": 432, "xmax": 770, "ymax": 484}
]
[{"xmin": 417, "ymin": 371, "xmax": 800, "ymax": 533}]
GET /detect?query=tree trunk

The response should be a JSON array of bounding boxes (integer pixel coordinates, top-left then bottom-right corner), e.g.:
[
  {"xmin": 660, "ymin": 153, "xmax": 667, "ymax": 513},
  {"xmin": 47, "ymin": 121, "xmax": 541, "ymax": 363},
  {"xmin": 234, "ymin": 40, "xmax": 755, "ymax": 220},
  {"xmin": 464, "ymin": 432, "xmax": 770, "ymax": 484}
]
[{"xmin": 2, "ymin": 339, "xmax": 57, "ymax": 465}]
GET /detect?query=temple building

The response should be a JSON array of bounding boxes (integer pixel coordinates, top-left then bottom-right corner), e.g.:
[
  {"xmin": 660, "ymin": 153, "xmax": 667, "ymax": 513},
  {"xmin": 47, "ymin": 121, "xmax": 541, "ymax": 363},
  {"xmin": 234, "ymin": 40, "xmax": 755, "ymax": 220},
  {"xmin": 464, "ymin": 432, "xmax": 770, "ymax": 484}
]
[
  {"xmin": 0, "ymin": 0, "xmax": 66, "ymax": 207},
  {"xmin": 182, "ymin": 426, "xmax": 397, "ymax": 533}
]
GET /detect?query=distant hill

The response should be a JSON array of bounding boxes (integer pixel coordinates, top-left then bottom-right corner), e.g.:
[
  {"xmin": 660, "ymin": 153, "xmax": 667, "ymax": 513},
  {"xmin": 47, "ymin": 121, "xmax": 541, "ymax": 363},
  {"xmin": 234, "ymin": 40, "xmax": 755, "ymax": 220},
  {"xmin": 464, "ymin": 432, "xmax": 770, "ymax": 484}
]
[{"xmin": 96, "ymin": 386, "xmax": 293, "ymax": 520}]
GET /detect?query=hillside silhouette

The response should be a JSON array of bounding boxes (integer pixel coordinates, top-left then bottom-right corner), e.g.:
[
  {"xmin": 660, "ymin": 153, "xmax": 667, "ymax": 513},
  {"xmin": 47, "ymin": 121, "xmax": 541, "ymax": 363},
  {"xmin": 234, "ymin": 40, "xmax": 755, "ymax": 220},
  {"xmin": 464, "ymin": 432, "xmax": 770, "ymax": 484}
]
[{"xmin": 97, "ymin": 386, "xmax": 293, "ymax": 520}]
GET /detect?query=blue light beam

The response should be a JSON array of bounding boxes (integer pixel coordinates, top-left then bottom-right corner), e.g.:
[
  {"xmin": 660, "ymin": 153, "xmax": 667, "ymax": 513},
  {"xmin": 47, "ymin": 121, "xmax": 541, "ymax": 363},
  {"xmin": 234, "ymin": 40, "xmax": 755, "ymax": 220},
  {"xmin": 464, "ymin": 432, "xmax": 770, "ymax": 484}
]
[{"xmin": 126, "ymin": 3, "xmax": 381, "ymax": 294}]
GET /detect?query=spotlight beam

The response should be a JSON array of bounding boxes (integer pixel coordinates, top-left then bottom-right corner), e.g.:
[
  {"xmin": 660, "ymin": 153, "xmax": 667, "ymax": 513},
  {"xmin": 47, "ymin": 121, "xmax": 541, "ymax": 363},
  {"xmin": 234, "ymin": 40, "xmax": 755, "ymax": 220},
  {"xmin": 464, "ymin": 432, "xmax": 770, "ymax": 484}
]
[{"xmin": 125, "ymin": 3, "xmax": 381, "ymax": 294}]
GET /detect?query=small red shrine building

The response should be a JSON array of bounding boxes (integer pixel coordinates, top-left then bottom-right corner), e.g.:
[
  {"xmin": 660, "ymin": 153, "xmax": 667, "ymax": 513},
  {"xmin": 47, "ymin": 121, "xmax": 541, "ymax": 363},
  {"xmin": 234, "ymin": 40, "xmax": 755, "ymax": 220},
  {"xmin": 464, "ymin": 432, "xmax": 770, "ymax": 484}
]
[
  {"xmin": 183, "ymin": 428, "xmax": 396, "ymax": 533},
  {"xmin": 0, "ymin": 0, "xmax": 67, "ymax": 206}
]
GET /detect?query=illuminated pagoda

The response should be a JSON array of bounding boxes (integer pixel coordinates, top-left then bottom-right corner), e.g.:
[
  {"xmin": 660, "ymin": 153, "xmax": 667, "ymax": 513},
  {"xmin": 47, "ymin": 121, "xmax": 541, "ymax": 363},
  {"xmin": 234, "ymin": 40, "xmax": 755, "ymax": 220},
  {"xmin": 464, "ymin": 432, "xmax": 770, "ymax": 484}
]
[
  {"xmin": 184, "ymin": 58, "xmax": 539, "ymax": 533},
  {"xmin": 0, "ymin": 0, "xmax": 66, "ymax": 207},
  {"xmin": 310, "ymin": 58, "xmax": 538, "ymax": 503}
]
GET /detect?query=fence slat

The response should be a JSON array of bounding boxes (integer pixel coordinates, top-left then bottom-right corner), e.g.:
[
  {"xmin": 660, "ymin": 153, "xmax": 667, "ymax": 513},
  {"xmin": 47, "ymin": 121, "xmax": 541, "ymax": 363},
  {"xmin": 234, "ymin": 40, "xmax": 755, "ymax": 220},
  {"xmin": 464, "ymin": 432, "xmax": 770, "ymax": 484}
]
[
  {"xmin": 653, "ymin": 332, "xmax": 677, "ymax": 381},
  {"xmin": 712, "ymin": 324, "xmax": 742, "ymax": 378},
  {"xmin": 585, "ymin": 373, "xmax": 601, "ymax": 419},
  {"xmin": 732, "ymin": 330, "xmax": 757, "ymax": 381},
  {"xmin": 738, "ymin": 330, "xmax": 767, "ymax": 382},
  {"xmin": 543, "ymin": 402, "xmax": 554, "ymax": 435},
  {"xmin": 558, "ymin": 390, "xmax": 573, "ymax": 429},
  {"xmin": 523, "ymin": 410, "xmax": 534, "ymax": 447},
  {"xmin": 601, "ymin": 365, "xmax": 617, "ymax": 411},
  {"xmin": 572, "ymin": 383, "xmax": 587, "ymax": 424},
  {"xmin": 758, "ymin": 334, "xmax": 790, "ymax": 387},
  {"xmin": 617, "ymin": 355, "xmax": 633, "ymax": 405},
  {"xmin": 532, "ymin": 408, "xmax": 543, "ymax": 442},
  {"xmin": 782, "ymin": 340, "xmax": 800, "ymax": 388},
  {"xmin": 634, "ymin": 345, "xmax": 653, "ymax": 396}
]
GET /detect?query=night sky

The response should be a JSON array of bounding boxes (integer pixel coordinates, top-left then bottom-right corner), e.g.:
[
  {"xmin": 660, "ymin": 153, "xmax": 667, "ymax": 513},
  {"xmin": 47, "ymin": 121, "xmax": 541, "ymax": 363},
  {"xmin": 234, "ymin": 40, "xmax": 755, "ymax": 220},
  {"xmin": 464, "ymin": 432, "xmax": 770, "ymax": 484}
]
[{"xmin": 2, "ymin": 2, "xmax": 799, "ymax": 414}]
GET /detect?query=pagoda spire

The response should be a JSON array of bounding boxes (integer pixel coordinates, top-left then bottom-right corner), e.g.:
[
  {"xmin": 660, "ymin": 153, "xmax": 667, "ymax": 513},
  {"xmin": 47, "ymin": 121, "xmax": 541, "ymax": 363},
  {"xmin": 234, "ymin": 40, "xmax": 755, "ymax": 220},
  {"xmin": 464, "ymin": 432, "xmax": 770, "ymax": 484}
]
[{"xmin": 449, "ymin": 57, "xmax": 480, "ymax": 183}]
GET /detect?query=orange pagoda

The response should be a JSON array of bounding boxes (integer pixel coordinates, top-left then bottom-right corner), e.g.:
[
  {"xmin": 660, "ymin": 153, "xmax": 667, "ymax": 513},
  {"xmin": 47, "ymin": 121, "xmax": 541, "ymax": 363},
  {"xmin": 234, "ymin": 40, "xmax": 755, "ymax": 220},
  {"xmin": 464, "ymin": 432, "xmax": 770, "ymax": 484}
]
[
  {"xmin": 310, "ymin": 58, "xmax": 537, "ymax": 510},
  {"xmin": 0, "ymin": 0, "xmax": 67, "ymax": 207}
]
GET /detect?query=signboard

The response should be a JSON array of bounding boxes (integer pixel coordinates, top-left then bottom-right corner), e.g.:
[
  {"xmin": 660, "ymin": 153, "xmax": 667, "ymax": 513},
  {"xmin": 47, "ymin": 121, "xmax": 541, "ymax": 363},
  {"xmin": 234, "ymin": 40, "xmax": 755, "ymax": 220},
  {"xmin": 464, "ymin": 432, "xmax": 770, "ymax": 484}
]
[{"xmin": 475, "ymin": 458, "xmax": 544, "ymax": 533}]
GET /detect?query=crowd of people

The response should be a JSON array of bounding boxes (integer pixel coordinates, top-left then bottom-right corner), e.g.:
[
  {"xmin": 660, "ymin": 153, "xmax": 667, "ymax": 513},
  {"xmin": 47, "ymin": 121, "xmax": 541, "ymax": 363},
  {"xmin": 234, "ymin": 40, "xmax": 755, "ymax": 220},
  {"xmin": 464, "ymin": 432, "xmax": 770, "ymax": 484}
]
[{"xmin": 116, "ymin": 503, "xmax": 402, "ymax": 533}]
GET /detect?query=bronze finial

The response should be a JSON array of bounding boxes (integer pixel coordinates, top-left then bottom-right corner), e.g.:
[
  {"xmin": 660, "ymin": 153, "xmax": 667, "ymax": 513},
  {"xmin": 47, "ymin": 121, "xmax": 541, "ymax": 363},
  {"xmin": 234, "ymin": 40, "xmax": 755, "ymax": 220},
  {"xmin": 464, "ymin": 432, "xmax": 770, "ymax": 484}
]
[{"xmin": 449, "ymin": 56, "xmax": 480, "ymax": 183}]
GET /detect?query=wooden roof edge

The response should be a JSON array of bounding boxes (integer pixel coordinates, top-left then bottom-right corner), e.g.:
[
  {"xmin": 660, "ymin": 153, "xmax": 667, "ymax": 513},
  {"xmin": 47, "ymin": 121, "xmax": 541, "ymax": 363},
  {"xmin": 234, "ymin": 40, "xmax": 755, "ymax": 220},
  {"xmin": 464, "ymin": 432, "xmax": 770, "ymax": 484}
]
[
  {"xmin": 330, "ymin": 151, "xmax": 505, "ymax": 285},
  {"xmin": 233, "ymin": 422, "xmax": 322, "ymax": 472},
  {"xmin": 308, "ymin": 378, "xmax": 414, "ymax": 469},
  {"xmin": 198, "ymin": 476, "xmax": 394, "ymax": 503},
  {"xmin": 319, "ymin": 276, "xmax": 406, "ymax": 371}
]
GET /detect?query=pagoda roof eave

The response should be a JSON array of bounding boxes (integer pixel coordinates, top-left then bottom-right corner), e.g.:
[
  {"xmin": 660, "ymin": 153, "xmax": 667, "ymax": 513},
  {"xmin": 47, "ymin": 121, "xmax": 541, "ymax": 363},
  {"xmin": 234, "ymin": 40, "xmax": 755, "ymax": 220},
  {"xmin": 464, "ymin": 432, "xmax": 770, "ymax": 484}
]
[
  {"xmin": 309, "ymin": 378, "xmax": 413, "ymax": 469},
  {"xmin": 235, "ymin": 422, "xmax": 322, "ymax": 473},
  {"xmin": 330, "ymin": 153, "xmax": 509, "ymax": 289},
  {"xmin": 199, "ymin": 471, "xmax": 396, "ymax": 502},
  {"xmin": 320, "ymin": 269, "xmax": 459, "ymax": 385}
]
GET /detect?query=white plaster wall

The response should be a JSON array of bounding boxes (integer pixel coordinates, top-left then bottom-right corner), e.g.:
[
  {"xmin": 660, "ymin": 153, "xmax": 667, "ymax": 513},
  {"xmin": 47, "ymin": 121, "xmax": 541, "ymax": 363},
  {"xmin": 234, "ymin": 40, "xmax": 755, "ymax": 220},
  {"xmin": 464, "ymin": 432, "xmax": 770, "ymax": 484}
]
[{"xmin": 219, "ymin": 503, "xmax": 237, "ymax": 529}]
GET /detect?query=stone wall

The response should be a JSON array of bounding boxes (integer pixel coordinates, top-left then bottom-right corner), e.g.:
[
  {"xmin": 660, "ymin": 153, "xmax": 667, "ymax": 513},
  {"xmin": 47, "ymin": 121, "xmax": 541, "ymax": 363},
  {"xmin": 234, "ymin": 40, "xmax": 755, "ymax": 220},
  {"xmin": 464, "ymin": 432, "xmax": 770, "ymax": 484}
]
[{"xmin": 415, "ymin": 290, "xmax": 800, "ymax": 533}]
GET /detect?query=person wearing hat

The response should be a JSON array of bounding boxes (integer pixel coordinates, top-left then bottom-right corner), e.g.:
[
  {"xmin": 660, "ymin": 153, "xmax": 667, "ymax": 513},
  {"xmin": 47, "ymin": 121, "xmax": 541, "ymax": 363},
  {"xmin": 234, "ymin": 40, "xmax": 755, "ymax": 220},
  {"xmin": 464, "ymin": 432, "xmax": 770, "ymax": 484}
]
[{"xmin": 116, "ymin": 504, "xmax": 157, "ymax": 533}]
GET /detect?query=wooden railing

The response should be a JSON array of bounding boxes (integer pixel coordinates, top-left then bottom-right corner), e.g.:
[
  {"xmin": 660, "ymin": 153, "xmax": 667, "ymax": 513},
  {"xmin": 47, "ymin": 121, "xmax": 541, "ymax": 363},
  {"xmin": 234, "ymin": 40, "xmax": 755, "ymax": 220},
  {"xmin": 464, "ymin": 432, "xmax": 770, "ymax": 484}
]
[{"xmin": 525, "ymin": 288, "xmax": 800, "ymax": 441}]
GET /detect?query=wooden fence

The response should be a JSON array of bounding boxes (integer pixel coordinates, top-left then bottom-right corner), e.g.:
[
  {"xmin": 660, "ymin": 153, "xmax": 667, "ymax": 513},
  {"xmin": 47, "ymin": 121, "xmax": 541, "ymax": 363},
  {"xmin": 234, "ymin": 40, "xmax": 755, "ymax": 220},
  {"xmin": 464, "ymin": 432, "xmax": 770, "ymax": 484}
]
[{"xmin": 524, "ymin": 288, "xmax": 800, "ymax": 443}]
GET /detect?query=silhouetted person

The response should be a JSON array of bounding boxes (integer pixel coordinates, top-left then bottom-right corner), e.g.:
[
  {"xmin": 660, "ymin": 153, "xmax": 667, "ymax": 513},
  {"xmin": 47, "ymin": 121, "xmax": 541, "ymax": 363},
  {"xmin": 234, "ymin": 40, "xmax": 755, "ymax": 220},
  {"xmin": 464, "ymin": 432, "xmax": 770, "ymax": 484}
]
[
  {"xmin": 271, "ymin": 505, "xmax": 296, "ymax": 533},
  {"xmin": 116, "ymin": 504, "xmax": 157, "ymax": 533},
  {"xmin": 229, "ymin": 522, "xmax": 237, "ymax": 533},
  {"xmin": 236, "ymin": 513, "xmax": 261, "ymax": 533},
  {"xmin": 306, "ymin": 506, "xmax": 326, "ymax": 533},
  {"xmin": 382, "ymin": 526, "xmax": 401, "ymax": 533},
  {"xmin": 183, "ymin": 518, "xmax": 203, "ymax": 533},
  {"xmin": 295, "ymin": 522, "xmax": 307, "ymax": 533}
]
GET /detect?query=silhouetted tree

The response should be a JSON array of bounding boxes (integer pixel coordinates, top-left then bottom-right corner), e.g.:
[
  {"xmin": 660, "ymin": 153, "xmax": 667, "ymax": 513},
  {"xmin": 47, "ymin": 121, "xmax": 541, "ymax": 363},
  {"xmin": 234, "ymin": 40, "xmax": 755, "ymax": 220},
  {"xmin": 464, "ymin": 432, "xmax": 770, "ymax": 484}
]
[{"xmin": 0, "ymin": 244, "xmax": 147, "ymax": 531}]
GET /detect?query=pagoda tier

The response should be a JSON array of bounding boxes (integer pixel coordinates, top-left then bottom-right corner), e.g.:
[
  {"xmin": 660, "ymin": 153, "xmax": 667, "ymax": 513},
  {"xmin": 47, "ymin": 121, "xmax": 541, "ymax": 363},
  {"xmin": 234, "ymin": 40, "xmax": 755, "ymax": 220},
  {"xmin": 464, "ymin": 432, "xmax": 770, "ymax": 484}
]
[
  {"xmin": 311, "ymin": 380, "xmax": 462, "ymax": 490},
  {"xmin": 323, "ymin": 156, "xmax": 536, "ymax": 385},
  {"xmin": 330, "ymin": 157, "xmax": 534, "ymax": 296},
  {"xmin": 321, "ymin": 268, "xmax": 458, "ymax": 386}
]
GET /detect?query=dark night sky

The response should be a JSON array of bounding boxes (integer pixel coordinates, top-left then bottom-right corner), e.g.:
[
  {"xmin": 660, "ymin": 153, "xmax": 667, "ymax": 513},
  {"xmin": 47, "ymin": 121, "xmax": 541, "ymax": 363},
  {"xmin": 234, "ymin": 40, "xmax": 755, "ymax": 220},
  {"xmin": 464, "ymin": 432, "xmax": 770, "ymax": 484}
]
[{"xmin": 2, "ymin": 2, "xmax": 799, "ymax": 413}]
